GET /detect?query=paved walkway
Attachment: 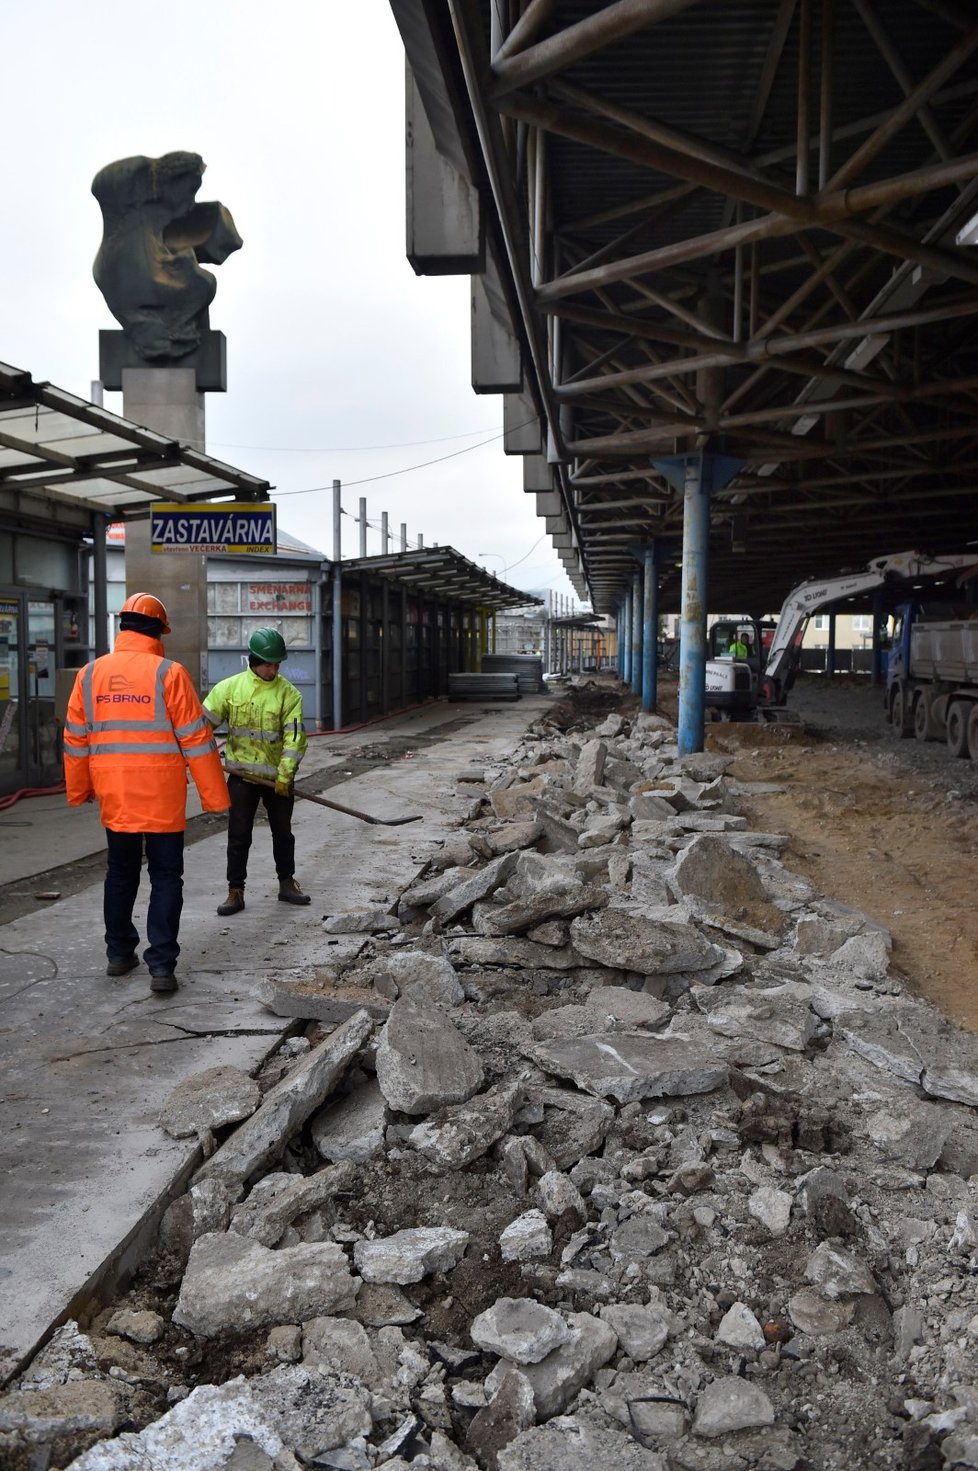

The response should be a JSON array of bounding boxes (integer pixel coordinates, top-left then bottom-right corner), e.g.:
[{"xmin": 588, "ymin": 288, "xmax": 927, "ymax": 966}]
[{"xmin": 0, "ymin": 697, "xmax": 548, "ymax": 1384}]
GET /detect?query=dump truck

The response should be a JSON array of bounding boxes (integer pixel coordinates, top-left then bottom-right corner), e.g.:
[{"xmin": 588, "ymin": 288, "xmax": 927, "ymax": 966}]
[{"xmin": 887, "ymin": 602, "xmax": 978, "ymax": 756}]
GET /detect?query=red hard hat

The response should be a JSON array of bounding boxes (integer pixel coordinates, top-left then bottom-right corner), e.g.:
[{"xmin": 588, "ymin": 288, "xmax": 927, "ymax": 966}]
[{"xmin": 120, "ymin": 592, "xmax": 171, "ymax": 634}]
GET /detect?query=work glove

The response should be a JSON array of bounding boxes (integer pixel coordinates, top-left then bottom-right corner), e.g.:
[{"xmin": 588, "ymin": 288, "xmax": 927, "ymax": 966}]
[{"xmin": 275, "ymin": 774, "xmax": 294, "ymax": 797}]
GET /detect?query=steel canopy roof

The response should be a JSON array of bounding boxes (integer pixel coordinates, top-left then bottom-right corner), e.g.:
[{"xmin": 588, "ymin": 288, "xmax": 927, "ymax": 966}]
[
  {"xmin": 344, "ymin": 547, "xmax": 543, "ymax": 610},
  {"xmin": 389, "ymin": 0, "xmax": 978, "ymax": 616},
  {"xmin": 0, "ymin": 362, "xmax": 270, "ymax": 526}
]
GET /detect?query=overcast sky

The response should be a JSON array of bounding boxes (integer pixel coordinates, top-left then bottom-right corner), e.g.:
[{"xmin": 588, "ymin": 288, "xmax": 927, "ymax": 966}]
[{"xmin": 3, "ymin": 0, "xmax": 579, "ymax": 605}]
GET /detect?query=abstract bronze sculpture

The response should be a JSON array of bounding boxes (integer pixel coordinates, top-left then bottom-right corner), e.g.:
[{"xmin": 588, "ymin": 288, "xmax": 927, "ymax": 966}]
[{"xmin": 92, "ymin": 152, "xmax": 242, "ymax": 363}]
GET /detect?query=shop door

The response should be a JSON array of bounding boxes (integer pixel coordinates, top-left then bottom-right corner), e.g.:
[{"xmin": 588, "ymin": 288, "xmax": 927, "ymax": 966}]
[
  {"xmin": 27, "ymin": 600, "xmax": 62, "ymax": 787},
  {"xmin": 0, "ymin": 596, "xmax": 24, "ymax": 795}
]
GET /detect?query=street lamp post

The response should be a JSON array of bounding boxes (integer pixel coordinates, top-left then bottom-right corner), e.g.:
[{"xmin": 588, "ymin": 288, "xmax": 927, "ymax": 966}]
[{"xmin": 478, "ymin": 551, "xmax": 507, "ymax": 577}]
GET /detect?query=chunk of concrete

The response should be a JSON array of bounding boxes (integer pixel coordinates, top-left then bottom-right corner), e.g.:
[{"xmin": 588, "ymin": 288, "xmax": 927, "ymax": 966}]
[
  {"xmin": 570, "ymin": 909, "xmax": 724, "ymax": 975},
  {"xmin": 195, "ymin": 1010, "xmax": 374, "ymax": 1190},
  {"xmin": 716, "ymin": 1302, "xmax": 766, "ymax": 1350},
  {"xmin": 158, "ymin": 1066, "xmax": 261, "ymax": 1140},
  {"xmin": 497, "ymin": 1418, "xmax": 666, "ymax": 1471},
  {"xmin": 172, "ymin": 1233, "xmax": 359, "ymax": 1336},
  {"xmin": 375, "ymin": 996, "xmax": 485, "ymax": 1116},
  {"xmin": 532, "ymin": 1034, "xmax": 727, "ymax": 1103},
  {"xmin": 580, "ymin": 987, "xmax": 668, "ymax": 1033},
  {"xmin": 237, "ymin": 1162, "xmax": 356, "ymax": 1248},
  {"xmin": 408, "ymin": 1079, "xmax": 524, "ymax": 1169},
  {"xmin": 471, "ymin": 1298, "xmax": 571, "ymax": 1365},
  {"xmin": 63, "ymin": 1368, "xmax": 373, "ymax": 1471},
  {"xmin": 693, "ymin": 1376, "xmax": 774, "ymax": 1437},
  {"xmin": 804, "ymin": 1242, "xmax": 878, "ymax": 1299},
  {"xmin": 500, "ymin": 1210, "xmax": 553, "ymax": 1262},
  {"xmin": 599, "ymin": 1303, "xmax": 670, "ymax": 1361},
  {"xmin": 431, "ymin": 853, "xmax": 518, "ymax": 924},
  {"xmin": 310, "ymin": 1073, "xmax": 387, "ymax": 1165},
  {"xmin": 322, "ymin": 908, "xmax": 399, "ymax": 934},
  {"xmin": 488, "ymin": 1311, "xmax": 618, "ymax": 1422},
  {"xmin": 445, "ymin": 936, "xmax": 577, "ymax": 971},
  {"xmin": 353, "ymin": 1226, "xmax": 469, "ymax": 1284},
  {"xmin": 573, "ymin": 739, "xmax": 607, "ymax": 796},
  {"xmin": 669, "ymin": 834, "xmax": 787, "ymax": 942}
]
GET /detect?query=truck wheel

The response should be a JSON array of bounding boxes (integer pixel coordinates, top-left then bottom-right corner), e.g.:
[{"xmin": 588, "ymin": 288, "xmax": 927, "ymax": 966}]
[
  {"xmin": 890, "ymin": 687, "xmax": 912, "ymax": 738},
  {"xmin": 946, "ymin": 700, "xmax": 969, "ymax": 758},
  {"xmin": 967, "ymin": 705, "xmax": 978, "ymax": 762},
  {"xmin": 914, "ymin": 695, "xmax": 931, "ymax": 742}
]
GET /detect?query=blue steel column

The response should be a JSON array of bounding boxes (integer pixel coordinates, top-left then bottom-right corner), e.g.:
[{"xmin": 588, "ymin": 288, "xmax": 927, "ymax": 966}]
[
  {"xmin": 678, "ymin": 457, "xmax": 709, "ymax": 752},
  {"xmin": 654, "ymin": 453, "xmax": 743, "ymax": 756},
  {"xmin": 641, "ymin": 545, "xmax": 658, "ymax": 712},
  {"xmin": 622, "ymin": 585, "xmax": 633, "ymax": 687},
  {"xmin": 631, "ymin": 572, "xmax": 643, "ymax": 693}
]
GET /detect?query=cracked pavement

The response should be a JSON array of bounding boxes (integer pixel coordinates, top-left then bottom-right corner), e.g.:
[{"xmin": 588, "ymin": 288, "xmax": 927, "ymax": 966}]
[{"xmin": 0, "ymin": 699, "xmax": 543, "ymax": 1384}]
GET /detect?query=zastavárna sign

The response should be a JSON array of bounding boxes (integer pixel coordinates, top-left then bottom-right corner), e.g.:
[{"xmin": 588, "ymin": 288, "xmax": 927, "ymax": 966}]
[{"xmin": 151, "ymin": 503, "xmax": 276, "ymax": 555}]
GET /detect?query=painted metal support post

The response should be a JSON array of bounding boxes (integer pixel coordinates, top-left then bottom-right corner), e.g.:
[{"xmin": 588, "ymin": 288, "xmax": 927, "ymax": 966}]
[
  {"xmin": 381, "ymin": 511, "xmax": 389, "ymax": 554},
  {"xmin": 617, "ymin": 603, "xmax": 625, "ymax": 679},
  {"xmin": 331, "ymin": 480, "xmax": 343, "ymax": 731},
  {"xmin": 622, "ymin": 584, "xmax": 633, "ymax": 688},
  {"xmin": 400, "ymin": 523, "xmax": 408, "ymax": 552},
  {"xmin": 358, "ymin": 497, "xmax": 367, "ymax": 558},
  {"xmin": 641, "ymin": 544, "xmax": 658, "ymax": 712},
  {"xmin": 827, "ymin": 610, "xmax": 837, "ymax": 677},
  {"xmin": 92, "ymin": 513, "xmax": 109, "ymax": 657},
  {"xmin": 631, "ymin": 572, "xmax": 643, "ymax": 694},
  {"xmin": 654, "ymin": 453, "xmax": 743, "ymax": 756}
]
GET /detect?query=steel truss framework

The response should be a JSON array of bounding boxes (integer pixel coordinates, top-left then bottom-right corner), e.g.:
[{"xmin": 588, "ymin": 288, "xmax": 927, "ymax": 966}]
[{"xmin": 391, "ymin": 0, "xmax": 978, "ymax": 614}]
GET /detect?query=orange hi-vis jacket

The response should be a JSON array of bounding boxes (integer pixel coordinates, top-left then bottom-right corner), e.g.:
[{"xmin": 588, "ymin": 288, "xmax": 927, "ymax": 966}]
[{"xmin": 63, "ymin": 630, "xmax": 231, "ymax": 833}]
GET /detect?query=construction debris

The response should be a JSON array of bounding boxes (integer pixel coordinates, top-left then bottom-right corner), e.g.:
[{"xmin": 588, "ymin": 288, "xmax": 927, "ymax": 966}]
[{"xmin": 4, "ymin": 685, "xmax": 978, "ymax": 1471}]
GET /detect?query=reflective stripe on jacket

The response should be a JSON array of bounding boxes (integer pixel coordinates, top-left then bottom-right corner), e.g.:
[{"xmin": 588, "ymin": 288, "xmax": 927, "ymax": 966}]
[
  {"xmin": 63, "ymin": 630, "xmax": 231, "ymax": 832},
  {"xmin": 203, "ymin": 667, "xmax": 307, "ymax": 783}
]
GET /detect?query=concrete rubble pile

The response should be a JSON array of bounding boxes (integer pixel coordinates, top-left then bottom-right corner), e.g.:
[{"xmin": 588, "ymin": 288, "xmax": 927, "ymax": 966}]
[{"xmin": 4, "ymin": 690, "xmax": 978, "ymax": 1471}]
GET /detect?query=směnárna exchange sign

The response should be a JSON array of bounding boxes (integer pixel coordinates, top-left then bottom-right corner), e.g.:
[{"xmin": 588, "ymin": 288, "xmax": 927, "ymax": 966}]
[{"xmin": 150, "ymin": 503, "xmax": 277, "ymax": 555}]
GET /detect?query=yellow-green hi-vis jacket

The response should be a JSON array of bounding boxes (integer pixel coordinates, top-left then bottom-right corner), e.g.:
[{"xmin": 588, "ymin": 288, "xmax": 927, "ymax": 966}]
[{"xmin": 203, "ymin": 668, "xmax": 308, "ymax": 783}]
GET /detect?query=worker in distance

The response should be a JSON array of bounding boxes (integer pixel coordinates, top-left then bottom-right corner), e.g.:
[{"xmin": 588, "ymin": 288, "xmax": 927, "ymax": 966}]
[
  {"xmin": 63, "ymin": 592, "xmax": 230, "ymax": 993},
  {"xmin": 204, "ymin": 627, "xmax": 311, "ymax": 915}
]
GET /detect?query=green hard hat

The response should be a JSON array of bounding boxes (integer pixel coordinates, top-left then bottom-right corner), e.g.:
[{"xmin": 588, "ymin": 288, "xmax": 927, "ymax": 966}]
[{"xmin": 249, "ymin": 628, "xmax": 287, "ymax": 662}]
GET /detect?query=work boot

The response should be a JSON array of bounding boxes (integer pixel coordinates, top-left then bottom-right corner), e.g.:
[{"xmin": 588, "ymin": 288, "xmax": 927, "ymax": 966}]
[
  {"xmin": 278, "ymin": 877, "xmax": 311, "ymax": 906},
  {"xmin": 106, "ymin": 954, "xmax": 138, "ymax": 977},
  {"xmin": 150, "ymin": 973, "xmax": 178, "ymax": 994},
  {"xmin": 217, "ymin": 887, "xmax": 245, "ymax": 916}
]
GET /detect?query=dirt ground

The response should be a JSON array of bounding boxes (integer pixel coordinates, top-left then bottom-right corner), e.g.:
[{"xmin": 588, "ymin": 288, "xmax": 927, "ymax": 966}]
[{"xmin": 657, "ymin": 673, "xmax": 978, "ymax": 1036}]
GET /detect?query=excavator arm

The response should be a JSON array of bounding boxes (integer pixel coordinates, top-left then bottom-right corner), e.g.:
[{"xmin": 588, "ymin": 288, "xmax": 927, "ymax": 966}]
[{"xmin": 762, "ymin": 551, "xmax": 978, "ymax": 703}]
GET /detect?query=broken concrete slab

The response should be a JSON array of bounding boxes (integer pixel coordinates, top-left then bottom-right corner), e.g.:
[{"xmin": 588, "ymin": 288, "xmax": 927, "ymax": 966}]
[
  {"xmin": 445, "ymin": 936, "xmax": 578, "ymax": 971},
  {"xmin": 310, "ymin": 1073, "xmax": 387, "ymax": 1165},
  {"xmin": 353, "ymin": 1226, "xmax": 469, "ymax": 1284},
  {"xmin": 375, "ymin": 996, "xmax": 485, "ymax": 1115},
  {"xmin": 408, "ymin": 1079, "xmax": 524, "ymax": 1170},
  {"xmin": 322, "ymin": 908, "xmax": 399, "ymax": 935},
  {"xmin": 570, "ymin": 909, "xmax": 725, "ymax": 976},
  {"xmin": 692, "ymin": 1375, "xmax": 775, "ymax": 1437},
  {"xmin": 172, "ymin": 1233, "xmax": 359, "ymax": 1336},
  {"xmin": 497, "ymin": 1417, "xmax": 666, "ymax": 1471},
  {"xmin": 470, "ymin": 1298, "xmax": 571, "ymax": 1365},
  {"xmin": 531, "ymin": 1034, "xmax": 728, "ymax": 1103},
  {"xmin": 487, "ymin": 1311, "xmax": 618, "ymax": 1421},
  {"xmin": 158, "ymin": 1066, "xmax": 261, "ymax": 1141},
  {"xmin": 431, "ymin": 853, "xmax": 519, "ymax": 924},
  {"xmin": 669, "ymin": 833, "xmax": 788, "ymax": 943},
  {"xmin": 691, "ymin": 982, "xmax": 818, "ymax": 1052},
  {"xmin": 598, "ymin": 1303, "xmax": 670, "ymax": 1361},
  {"xmin": 195, "ymin": 1010, "xmax": 374, "ymax": 1190},
  {"xmin": 236, "ymin": 1161, "xmax": 356, "ymax": 1248}
]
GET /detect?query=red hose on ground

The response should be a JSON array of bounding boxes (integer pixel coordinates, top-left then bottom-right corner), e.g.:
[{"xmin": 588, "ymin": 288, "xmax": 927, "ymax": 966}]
[{"xmin": 0, "ymin": 782, "xmax": 66, "ymax": 812}]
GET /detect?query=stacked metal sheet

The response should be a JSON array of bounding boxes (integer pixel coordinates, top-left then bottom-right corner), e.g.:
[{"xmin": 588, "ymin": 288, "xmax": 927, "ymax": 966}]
[
  {"xmin": 448, "ymin": 672, "xmax": 520, "ymax": 701},
  {"xmin": 481, "ymin": 654, "xmax": 544, "ymax": 693}
]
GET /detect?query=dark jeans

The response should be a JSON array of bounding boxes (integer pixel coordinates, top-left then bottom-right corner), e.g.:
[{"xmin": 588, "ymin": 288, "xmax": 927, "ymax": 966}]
[
  {"xmin": 226, "ymin": 774, "xmax": 295, "ymax": 888},
  {"xmin": 104, "ymin": 829, "xmax": 185, "ymax": 975}
]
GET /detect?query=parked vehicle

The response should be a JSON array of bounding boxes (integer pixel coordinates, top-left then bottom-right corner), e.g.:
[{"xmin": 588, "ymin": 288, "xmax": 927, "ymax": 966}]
[{"xmin": 887, "ymin": 602, "xmax": 978, "ymax": 756}]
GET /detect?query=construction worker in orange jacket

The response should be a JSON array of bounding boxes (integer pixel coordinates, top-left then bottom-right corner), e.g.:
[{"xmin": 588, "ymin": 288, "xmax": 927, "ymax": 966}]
[{"xmin": 63, "ymin": 592, "xmax": 230, "ymax": 993}]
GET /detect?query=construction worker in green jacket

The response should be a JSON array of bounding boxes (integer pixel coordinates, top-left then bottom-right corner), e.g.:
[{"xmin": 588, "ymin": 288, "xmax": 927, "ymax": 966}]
[{"xmin": 204, "ymin": 628, "xmax": 311, "ymax": 915}]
